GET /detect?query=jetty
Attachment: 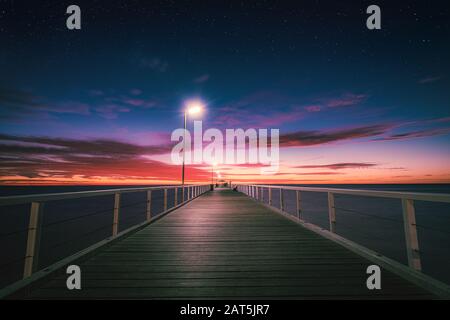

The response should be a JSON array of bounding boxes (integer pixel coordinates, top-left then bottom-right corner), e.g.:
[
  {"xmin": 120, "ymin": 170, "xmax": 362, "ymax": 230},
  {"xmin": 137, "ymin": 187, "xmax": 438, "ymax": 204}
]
[{"xmin": 0, "ymin": 185, "xmax": 449, "ymax": 299}]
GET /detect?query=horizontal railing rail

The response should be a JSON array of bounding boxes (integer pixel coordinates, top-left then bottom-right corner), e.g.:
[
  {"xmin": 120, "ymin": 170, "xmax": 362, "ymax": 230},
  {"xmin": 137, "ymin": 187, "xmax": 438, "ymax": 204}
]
[
  {"xmin": 236, "ymin": 184, "xmax": 450, "ymax": 274},
  {"xmin": 0, "ymin": 184, "xmax": 210, "ymax": 281},
  {"xmin": 0, "ymin": 185, "xmax": 208, "ymax": 206}
]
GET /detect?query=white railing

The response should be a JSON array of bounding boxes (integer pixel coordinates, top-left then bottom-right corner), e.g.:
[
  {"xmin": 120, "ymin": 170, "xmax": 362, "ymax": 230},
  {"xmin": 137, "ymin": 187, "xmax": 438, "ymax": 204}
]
[
  {"xmin": 0, "ymin": 184, "xmax": 210, "ymax": 280},
  {"xmin": 236, "ymin": 184, "xmax": 450, "ymax": 273}
]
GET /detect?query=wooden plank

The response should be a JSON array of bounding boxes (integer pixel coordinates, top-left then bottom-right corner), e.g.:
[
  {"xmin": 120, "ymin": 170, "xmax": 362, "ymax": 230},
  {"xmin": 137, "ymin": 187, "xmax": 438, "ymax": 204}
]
[{"xmin": 16, "ymin": 189, "xmax": 435, "ymax": 299}]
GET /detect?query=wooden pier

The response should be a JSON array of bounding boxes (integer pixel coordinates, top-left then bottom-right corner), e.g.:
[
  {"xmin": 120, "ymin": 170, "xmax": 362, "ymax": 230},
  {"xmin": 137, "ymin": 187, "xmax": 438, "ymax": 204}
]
[{"xmin": 4, "ymin": 188, "xmax": 444, "ymax": 299}]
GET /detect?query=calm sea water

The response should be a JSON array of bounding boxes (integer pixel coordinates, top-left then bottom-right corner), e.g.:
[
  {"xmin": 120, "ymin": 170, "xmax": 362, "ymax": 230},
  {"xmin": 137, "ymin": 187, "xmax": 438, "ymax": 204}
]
[{"xmin": 1, "ymin": 184, "xmax": 449, "ymax": 289}]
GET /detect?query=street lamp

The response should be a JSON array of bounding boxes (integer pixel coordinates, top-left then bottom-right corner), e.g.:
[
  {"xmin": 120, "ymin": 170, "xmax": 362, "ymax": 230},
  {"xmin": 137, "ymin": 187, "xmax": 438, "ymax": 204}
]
[
  {"xmin": 211, "ymin": 161, "xmax": 218, "ymax": 185},
  {"xmin": 182, "ymin": 100, "xmax": 204, "ymax": 186}
]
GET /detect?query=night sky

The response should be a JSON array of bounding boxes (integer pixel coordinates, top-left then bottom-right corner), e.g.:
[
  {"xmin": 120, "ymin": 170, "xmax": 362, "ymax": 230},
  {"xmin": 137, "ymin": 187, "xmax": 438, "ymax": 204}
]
[{"xmin": 0, "ymin": 0, "xmax": 449, "ymax": 185}]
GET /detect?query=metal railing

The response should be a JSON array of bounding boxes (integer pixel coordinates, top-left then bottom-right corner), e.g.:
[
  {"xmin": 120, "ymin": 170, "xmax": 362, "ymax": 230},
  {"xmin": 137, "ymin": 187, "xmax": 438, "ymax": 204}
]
[
  {"xmin": 236, "ymin": 184, "xmax": 450, "ymax": 273},
  {"xmin": 0, "ymin": 184, "xmax": 210, "ymax": 280}
]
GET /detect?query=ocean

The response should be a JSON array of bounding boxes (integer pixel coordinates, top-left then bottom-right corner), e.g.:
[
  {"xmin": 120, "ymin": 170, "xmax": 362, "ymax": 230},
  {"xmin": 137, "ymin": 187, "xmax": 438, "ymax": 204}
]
[{"xmin": 1, "ymin": 184, "xmax": 449, "ymax": 289}]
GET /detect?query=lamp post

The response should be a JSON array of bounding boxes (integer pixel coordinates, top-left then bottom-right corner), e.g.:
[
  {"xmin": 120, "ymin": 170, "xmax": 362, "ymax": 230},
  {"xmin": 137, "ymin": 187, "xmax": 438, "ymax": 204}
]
[
  {"xmin": 182, "ymin": 100, "xmax": 204, "ymax": 186},
  {"xmin": 211, "ymin": 161, "xmax": 218, "ymax": 185}
]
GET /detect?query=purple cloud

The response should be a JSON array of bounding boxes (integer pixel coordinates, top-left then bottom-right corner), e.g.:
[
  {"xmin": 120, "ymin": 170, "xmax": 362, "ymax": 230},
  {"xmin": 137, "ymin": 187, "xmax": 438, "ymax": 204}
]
[
  {"xmin": 193, "ymin": 74, "xmax": 210, "ymax": 83},
  {"xmin": 294, "ymin": 162, "xmax": 377, "ymax": 170},
  {"xmin": 130, "ymin": 89, "xmax": 142, "ymax": 96},
  {"xmin": 139, "ymin": 57, "xmax": 168, "ymax": 72},
  {"xmin": 418, "ymin": 76, "xmax": 442, "ymax": 84},
  {"xmin": 304, "ymin": 105, "xmax": 322, "ymax": 112},
  {"xmin": 375, "ymin": 127, "xmax": 450, "ymax": 141},
  {"xmin": 95, "ymin": 104, "xmax": 131, "ymax": 119},
  {"xmin": 280, "ymin": 124, "xmax": 392, "ymax": 147},
  {"xmin": 324, "ymin": 93, "xmax": 367, "ymax": 108}
]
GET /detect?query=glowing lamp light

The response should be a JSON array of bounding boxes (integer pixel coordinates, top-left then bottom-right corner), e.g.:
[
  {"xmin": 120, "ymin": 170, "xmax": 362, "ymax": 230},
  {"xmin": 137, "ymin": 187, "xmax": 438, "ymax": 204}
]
[{"xmin": 185, "ymin": 100, "xmax": 205, "ymax": 115}]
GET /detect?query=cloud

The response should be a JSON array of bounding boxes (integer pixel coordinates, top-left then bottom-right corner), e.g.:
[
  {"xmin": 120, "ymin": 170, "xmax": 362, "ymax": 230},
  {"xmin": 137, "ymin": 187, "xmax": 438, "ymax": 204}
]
[
  {"xmin": 0, "ymin": 88, "xmax": 91, "ymax": 120},
  {"xmin": 213, "ymin": 92, "xmax": 305, "ymax": 127},
  {"xmin": 375, "ymin": 127, "xmax": 450, "ymax": 141},
  {"xmin": 94, "ymin": 104, "xmax": 130, "ymax": 119},
  {"xmin": 294, "ymin": 162, "xmax": 377, "ymax": 170},
  {"xmin": 130, "ymin": 89, "xmax": 142, "ymax": 96},
  {"xmin": 280, "ymin": 124, "xmax": 392, "ymax": 147},
  {"xmin": 0, "ymin": 87, "xmax": 159, "ymax": 121},
  {"xmin": 0, "ymin": 134, "xmax": 207, "ymax": 184},
  {"xmin": 98, "ymin": 91, "xmax": 158, "ymax": 112},
  {"xmin": 53, "ymin": 101, "xmax": 91, "ymax": 115},
  {"xmin": 324, "ymin": 93, "xmax": 367, "ymax": 108},
  {"xmin": 139, "ymin": 57, "xmax": 168, "ymax": 72},
  {"xmin": 0, "ymin": 134, "xmax": 172, "ymax": 156},
  {"xmin": 418, "ymin": 76, "xmax": 442, "ymax": 84},
  {"xmin": 304, "ymin": 105, "xmax": 321, "ymax": 112},
  {"xmin": 193, "ymin": 74, "xmax": 210, "ymax": 83},
  {"xmin": 294, "ymin": 172, "xmax": 342, "ymax": 175},
  {"xmin": 121, "ymin": 98, "xmax": 157, "ymax": 108},
  {"xmin": 88, "ymin": 90, "xmax": 104, "ymax": 97},
  {"xmin": 213, "ymin": 91, "xmax": 368, "ymax": 127}
]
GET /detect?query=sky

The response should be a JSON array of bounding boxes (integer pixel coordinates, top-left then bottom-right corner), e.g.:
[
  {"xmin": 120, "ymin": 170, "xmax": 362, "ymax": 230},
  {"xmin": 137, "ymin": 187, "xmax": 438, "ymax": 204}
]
[{"xmin": 0, "ymin": 0, "xmax": 449, "ymax": 185}]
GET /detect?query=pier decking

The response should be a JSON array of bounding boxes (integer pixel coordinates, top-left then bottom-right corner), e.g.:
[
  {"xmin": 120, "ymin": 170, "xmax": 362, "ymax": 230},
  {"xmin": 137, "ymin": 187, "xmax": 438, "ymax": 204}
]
[{"xmin": 10, "ymin": 189, "xmax": 436, "ymax": 299}]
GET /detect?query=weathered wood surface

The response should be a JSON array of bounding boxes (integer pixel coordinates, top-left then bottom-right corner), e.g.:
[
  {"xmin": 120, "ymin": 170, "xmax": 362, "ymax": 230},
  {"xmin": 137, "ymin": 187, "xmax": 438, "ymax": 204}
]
[{"xmin": 16, "ymin": 189, "xmax": 434, "ymax": 299}]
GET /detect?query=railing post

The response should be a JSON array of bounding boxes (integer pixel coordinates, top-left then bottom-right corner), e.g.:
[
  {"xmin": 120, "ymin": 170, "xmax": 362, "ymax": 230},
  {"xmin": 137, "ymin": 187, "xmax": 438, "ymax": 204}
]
[
  {"xmin": 23, "ymin": 202, "xmax": 43, "ymax": 278},
  {"xmin": 163, "ymin": 188, "xmax": 168, "ymax": 212},
  {"xmin": 261, "ymin": 187, "xmax": 264, "ymax": 202},
  {"xmin": 268, "ymin": 187, "xmax": 272, "ymax": 206},
  {"xmin": 279, "ymin": 188, "xmax": 284, "ymax": 211},
  {"xmin": 402, "ymin": 199, "xmax": 422, "ymax": 271},
  {"xmin": 174, "ymin": 187, "xmax": 178, "ymax": 206},
  {"xmin": 296, "ymin": 190, "xmax": 301, "ymax": 219},
  {"xmin": 146, "ymin": 190, "xmax": 152, "ymax": 221},
  {"xmin": 112, "ymin": 193, "xmax": 121, "ymax": 236},
  {"xmin": 327, "ymin": 192, "xmax": 336, "ymax": 233},
  {"xmin": 182, "ymin": 186, "xmax": 185, "ymax": 203}
]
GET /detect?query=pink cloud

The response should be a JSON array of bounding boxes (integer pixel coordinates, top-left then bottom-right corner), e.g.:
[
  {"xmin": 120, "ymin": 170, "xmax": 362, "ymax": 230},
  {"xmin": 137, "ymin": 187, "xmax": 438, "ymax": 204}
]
[
  {"xmin": 418, "ymin": 76, "xmax": 442, "ymax": 84},
  {"xmin": 194, "ymin": 74, "xmax": 210, "ymax": 83},
  {"xmin": 95, "ymin": 104, "xmax": 131, "ymax": 119},
  {"xmin": 121, "ymin": 98, "xmax": 157, "ymax": 108},
  {"xmin": 295, "ymin": 162, "xmax": 377, "ymax": 170},
  {"xmin": 44, "ymin": 101, "xmax": 91, "ymax": 115},
  {"xmin": 304, "ymin": 105, "xmax": 321, "ymax": 112},
  {"xmin": 139, "ymin": 57, "xmax": 168, "ymax": 72},
  {"xmin": 280, "ymin": 124, "xmax": 393, "ymax": 147},
  {"xmin": 213, "ymin": 92, "xmax": 304, "ymax": 127},
  {"xmin": 130, "ymin": 89, "xmax": 142, "ymax": 96},
  {"xmin": 325, "ymin": 93, "xmax": 367, "ymax": 108}
]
